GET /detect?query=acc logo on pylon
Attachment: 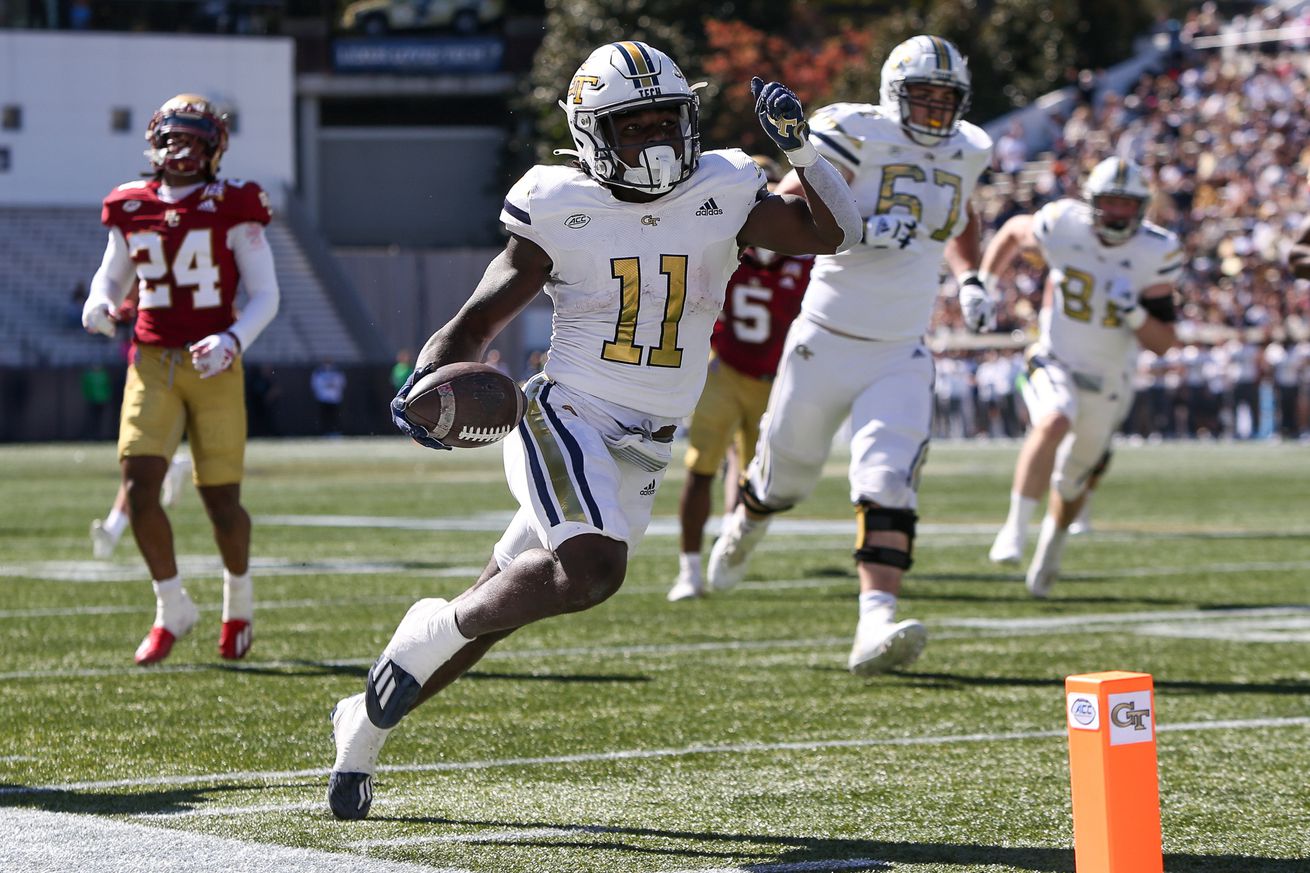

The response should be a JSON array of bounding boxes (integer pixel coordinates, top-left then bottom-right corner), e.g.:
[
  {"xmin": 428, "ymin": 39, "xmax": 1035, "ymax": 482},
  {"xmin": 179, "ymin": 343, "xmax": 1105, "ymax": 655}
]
[{"xmin": 1067, "ymin": 693, "xmax": 1099, "ymax": 731}]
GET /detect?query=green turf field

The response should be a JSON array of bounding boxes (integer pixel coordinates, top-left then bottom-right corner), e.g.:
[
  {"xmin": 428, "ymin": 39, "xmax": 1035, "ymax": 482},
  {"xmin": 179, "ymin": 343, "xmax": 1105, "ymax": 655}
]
[{"xmin": 1, "ymin": 438, "xmax": 1307, "ymax": 872}]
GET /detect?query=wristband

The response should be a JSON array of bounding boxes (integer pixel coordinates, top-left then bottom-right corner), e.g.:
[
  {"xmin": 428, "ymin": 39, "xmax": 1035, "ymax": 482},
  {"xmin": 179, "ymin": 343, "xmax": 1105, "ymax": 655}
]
[
  {"xmin": 223, "ymin": 330, "xmax": 243, "ymax": 354},
  {"xmin": 1123, "ymin": 306, "xmax": 1148, "ymax": 330},
  {"xmin": 957, "ymin": 270, "xmax": 983, "ymax": 288},
  {"xmin": 785, "ymin": 141, "xmax": 819, "ymax": 168}
]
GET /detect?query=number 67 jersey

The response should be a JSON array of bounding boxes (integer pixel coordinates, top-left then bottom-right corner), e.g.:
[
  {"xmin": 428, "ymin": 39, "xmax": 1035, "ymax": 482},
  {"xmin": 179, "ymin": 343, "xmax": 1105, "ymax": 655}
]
[
  {"xmin": 102, "ymin": 178, "xmax": 272, "ymax": 348},
  {"xmin": 501, "ymin": 150, "xmax": 767, "ymax": 418}
]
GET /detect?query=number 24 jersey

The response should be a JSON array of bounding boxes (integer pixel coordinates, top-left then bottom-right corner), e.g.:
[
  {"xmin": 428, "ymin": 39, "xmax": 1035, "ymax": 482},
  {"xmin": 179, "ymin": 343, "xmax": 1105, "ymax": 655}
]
[{"xmin": 501, "ymin": 150, "xmax": 767, "ymax": 418}]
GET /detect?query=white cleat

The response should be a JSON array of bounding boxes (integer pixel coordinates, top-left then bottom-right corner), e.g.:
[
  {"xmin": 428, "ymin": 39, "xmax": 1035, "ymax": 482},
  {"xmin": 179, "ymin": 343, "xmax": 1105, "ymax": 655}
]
[
  {"xmin": 1025, "ymin": 562, "xmax": 1060, "ymax": 599},
  {"xmin": 848, "ymin": 618, "xmax": 927, "ymax": 676},
  {"xmin": 666, "ymin": 570, "xmax": 704, "ymax": 602},
  {"xmin": 988, "ymin": 524, "xmax": 1024, "ymax": 564},
  {"xmin": 90, "ymin": 519, "xmax": 118, "ymax": 560},
  {"xmin": 705, "ymin": 509, "xmax": 770, "ymax": 593},
  {"xmin": 328, "ymin": 692, "xmax": 393, "ymax": 820}
]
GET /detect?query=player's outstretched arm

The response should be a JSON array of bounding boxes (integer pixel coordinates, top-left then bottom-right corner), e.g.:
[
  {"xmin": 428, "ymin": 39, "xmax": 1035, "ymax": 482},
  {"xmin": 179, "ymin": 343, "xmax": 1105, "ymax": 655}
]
[{"xmin": 740, "ymin": 78, "xmax": 861, "ymax": 256}]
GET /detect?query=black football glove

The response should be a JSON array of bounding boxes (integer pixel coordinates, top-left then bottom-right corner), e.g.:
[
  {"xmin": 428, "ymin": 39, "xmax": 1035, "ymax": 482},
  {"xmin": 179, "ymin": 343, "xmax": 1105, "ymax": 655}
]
[{"xmin": 390, "ymin": 365, "xmax": 451, "ymax": 451}]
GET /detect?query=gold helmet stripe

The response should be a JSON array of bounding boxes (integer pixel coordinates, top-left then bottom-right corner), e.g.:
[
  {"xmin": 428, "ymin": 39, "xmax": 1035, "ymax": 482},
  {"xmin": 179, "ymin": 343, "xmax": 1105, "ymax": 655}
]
[
  {"xmin": 928, "ymin": 36, "xmax": 952, "ymax": 71},
  {"xmin": 613, "ymin": 41, "xmax": 658, "ymax": 89}
]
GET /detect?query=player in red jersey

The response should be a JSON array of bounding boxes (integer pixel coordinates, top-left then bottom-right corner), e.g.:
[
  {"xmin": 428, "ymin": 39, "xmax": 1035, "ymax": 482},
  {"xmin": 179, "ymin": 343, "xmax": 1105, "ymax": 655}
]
[
  {"xmin": 668, "ymin": 158, "xmax": 814, "ymax": 601},
  {"xmin": 82, "ymin": 94, "xmax": 280, "ymax": 665}
]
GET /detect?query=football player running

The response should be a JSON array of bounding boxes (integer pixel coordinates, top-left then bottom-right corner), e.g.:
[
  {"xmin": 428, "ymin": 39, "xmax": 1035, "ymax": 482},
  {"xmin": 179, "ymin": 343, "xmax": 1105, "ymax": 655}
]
[
  {"xmin": 326, "ymin": 41, "xmax": 862, "ymax": 820},
  {"xmin": 704, "ymin": 36, "xmax": 995, "ymax": 676},
  {"xmin": 985, "ymin": 156, "xmax": 1181, "ymax": 596},
  {"xmin": 82, "ymin": 95, "xmax": 280, "ymax": 663},
  {"xmin": 668, "ymin": 156, "xmax": 814, "ymax": 602}
]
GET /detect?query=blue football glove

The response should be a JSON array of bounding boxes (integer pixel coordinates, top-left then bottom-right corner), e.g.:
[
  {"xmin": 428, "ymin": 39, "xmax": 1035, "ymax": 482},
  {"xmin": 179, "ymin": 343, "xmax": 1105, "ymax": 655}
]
[
  {"xmin": 390, "ymin": 366, "xmax": 451, "ymax": 451},
  {"xmin": 750, "ymin": 77, "xmax": 817, "ymax": 166}
]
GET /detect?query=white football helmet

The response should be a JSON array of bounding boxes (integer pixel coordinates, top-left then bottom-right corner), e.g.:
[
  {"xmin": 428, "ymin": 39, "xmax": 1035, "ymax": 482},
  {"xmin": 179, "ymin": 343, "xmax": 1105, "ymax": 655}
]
[
  {"xmin": 1083, "ymin": 156, "xmax": 1150, "ymax": 244},
  {"xmin": 879, "ymin": 35, "xmax": 972, "ymax": 145},
  {"xmin": 558, "ymin": 41, "xmax": 701, "ymax": 194}
]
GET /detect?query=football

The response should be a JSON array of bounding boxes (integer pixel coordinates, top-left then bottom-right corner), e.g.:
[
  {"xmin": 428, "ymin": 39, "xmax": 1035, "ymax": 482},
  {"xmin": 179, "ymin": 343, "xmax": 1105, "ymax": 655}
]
[{"xmin": 403, "ymin": 362, "xmax": 526, "ymax": 448}]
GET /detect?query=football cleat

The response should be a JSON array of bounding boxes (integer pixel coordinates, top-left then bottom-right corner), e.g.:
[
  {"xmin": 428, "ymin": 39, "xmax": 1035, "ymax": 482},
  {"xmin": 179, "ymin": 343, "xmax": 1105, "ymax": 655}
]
[
  {"xmin": 1068, "ymin": 505, "xmax": 1092, "ymax": 536},
  {"xmin": 90, "ymin": 519, "xmax": 118, "ymax": 560},
  {"xmin": 365, "ymin": 657, "xmax": 422, "ymax": 730},
  {"xmin": 848, "ymin": 617, "xmax": 927, "ymax": 676},
  {"xmin": 705, "ymin": 509, "xmax": 770, "ymax": 593},
  {"xmin": 666, "ymin": 570, "xmax": 704, "ymax": 602},
  {"xmin": 328, "ymin": 693, "xmax": 391, "ymax": 820},
  {"xmin": 218, "ymin": 619, "xmax": 253, "ymax": 660},
  {"xmin": 134, "ymin": 593, "xmax": 198, "ymax": 665},
  {"xmin": 988, "ymin": 524, "xmax": 1025, "ymax": 564}
]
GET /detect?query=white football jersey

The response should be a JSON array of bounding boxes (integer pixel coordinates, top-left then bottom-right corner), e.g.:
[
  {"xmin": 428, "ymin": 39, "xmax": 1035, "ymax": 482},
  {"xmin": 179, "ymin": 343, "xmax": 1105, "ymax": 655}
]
[
  {"xmin": 1033, "ymin": 198, "xmax": 1183, "ymax": 377},
  {"xmin": 501, "ymin": 151, "xmax": 766, "ymax": 418},
  {"xmin": 800, "ymin": 103, "xmax": 992, "ymax": 339}
]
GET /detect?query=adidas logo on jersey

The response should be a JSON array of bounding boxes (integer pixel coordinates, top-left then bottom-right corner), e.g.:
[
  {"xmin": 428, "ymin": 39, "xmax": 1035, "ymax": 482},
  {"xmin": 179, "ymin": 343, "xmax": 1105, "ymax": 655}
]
[
  {"xmin": 695, "ymin": 198, "xmax": 724, "ymax": 217},
  {"xmin": 640, "ymin": 479, "xmax": 657, "ymax": 496}
]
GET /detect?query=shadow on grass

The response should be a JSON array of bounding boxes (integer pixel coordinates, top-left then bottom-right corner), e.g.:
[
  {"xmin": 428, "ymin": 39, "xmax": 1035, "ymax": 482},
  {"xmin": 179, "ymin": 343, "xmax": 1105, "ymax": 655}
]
[
  {"xmin": 883, "ymin": 670, "xmax": 1310, "ymax": 697},
  {"xmin": 207, "ymin": 661, "xmax": 649, "ymax": 685},
  {"xmin": 2, "ymin": 789, "xmax": 1302, "ymax": 872},
  {"xmin": 0, "ymin": 779, "xmax": 318, "ymax": 816},
  {"xmin": 347, "ymin": 815, "xmax": 1309, "ymax": 872}
]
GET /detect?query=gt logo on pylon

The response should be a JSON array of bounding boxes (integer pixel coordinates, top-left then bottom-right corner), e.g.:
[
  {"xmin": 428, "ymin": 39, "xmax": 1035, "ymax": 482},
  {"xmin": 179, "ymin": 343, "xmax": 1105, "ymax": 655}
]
[{"xmin": 1110, "ymin": 702, "xmax": 1150, "ymax": 731}]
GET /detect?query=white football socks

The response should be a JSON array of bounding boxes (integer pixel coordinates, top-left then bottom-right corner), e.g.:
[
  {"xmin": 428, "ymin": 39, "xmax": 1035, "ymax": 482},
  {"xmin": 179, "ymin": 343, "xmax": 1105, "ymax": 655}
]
[
  {"xmin": 103, "ymin": 508, "xmax": 129, "ymax": 540},
  {"xmin": 858, "ymin": 589, "xmax": 898, "ymax": 626},
  {"xmin": 1005, "ymin": 491, "xmax": 1038, "ymax": 533},
  {"xmin": 151, "ymin": 575, "xmax": 195, "ymax": 634},
  {"xmin": 223, "ymin": 569, "xmax": 253, "ymax": 622},
  {"xmin": 379, "ymin": 598, "xmax": 475, "ymax": 685},
  {"xmin": 678, "ymin": 552, "xmax": 701, "ymax": 584}
]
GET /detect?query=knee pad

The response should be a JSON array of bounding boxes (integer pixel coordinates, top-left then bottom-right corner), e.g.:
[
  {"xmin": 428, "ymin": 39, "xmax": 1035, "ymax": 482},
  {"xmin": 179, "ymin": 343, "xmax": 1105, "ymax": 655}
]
[
  {"xmin": 853, "ymin": 503, "xmax": 917, "ymax": 570},
  {"xmin": 739, "ymin": 478, "xmax": 792, "ymax": 516}
]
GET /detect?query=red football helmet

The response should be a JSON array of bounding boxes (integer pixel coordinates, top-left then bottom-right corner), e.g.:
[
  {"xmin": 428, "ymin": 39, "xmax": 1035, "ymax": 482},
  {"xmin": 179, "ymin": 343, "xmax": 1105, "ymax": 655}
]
[{"xmin": 144, "ymin": 94, "xmax": 229, "ymax": 179}]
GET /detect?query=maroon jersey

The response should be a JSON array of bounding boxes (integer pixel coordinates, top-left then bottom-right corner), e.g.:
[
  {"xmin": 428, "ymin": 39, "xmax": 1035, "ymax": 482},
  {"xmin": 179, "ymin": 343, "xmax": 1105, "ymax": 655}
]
[
  {"xmin": 101, "ymin": 178, "xmax": 271, "ymax": 348},
  {"xmin": 711, "ymin": 250, "xmax": 813, "ymax": 379}
]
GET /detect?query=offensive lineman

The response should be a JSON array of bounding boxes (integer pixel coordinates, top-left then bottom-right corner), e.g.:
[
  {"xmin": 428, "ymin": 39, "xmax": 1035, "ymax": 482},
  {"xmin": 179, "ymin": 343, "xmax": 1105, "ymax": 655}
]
[
  {"xmin": 82, "ymin": 94, "xmax": 279, "ymax": 664},
  {"xmin": 326, "ymin": 41, "xmax": 862, "ymax": 819},
  {"xmin": 705, "ymin": 36, "xmax": 996, "ymax": 676},
  {"xmin": 985, "ymin": 156, "xmax": 1181, "ymax": 596}
]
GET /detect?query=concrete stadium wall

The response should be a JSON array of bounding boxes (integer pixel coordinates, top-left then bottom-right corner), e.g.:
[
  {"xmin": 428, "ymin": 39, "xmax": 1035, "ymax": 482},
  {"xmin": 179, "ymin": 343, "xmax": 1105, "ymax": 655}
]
[{"xmin": 0, "ymin": 30, "xmax": 295, "ymax": 207}]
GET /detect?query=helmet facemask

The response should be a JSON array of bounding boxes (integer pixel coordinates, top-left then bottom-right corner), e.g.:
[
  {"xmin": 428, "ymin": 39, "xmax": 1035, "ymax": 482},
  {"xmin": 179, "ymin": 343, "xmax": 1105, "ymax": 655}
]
[
  {"xmin": 145, "ymin": 96, "xmax": 229, "ymax": 180},
  {"xmin": 1089, "ymin": 194, "xmax": 1147, "ymax": 245},
  {"xmin": 892, "ymin": 80, "xmax": 970, "ymax": 144},
  {"xmin": 581, "ymin": 97, "xmax": 698, "ymax": 194}
]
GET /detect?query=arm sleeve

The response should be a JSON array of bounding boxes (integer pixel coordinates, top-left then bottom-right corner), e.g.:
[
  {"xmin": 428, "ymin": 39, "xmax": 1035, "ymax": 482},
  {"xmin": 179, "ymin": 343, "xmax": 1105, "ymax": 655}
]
[
  {"xmin": 226, "ymin": 222, "xmax": 280, "ymax": 351},
  {"xmin": 88, "ymin": 227, "xmax": 135, "ymax": 310}
]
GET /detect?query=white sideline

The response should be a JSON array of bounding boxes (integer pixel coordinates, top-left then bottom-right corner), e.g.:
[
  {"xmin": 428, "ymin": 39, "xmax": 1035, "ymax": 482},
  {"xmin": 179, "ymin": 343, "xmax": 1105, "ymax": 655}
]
[
  {"xmin": 0, "ymin": 807, "xmax": 470, "ymax": 873},
  {"xmin": 6, "ymin": 715, "xmax": 1307, "ymax": 797}
]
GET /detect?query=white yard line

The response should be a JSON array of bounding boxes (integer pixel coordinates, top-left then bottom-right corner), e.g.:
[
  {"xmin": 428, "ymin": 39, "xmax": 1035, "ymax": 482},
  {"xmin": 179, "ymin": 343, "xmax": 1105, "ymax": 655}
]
[
  {"xmin": 7, "ymin": 715, "xmax": 1307, "ymax": 797},
  {"xmin": 0, "ymin": 557, "xmax": 484, "ymax": 584},
  {"xmin": 0, "ymin": 808, "xmax": 471, "ymax": 873},
  {"xmin": 1, "ymin": 605, "xmax": 1306, "ymax": 682}
]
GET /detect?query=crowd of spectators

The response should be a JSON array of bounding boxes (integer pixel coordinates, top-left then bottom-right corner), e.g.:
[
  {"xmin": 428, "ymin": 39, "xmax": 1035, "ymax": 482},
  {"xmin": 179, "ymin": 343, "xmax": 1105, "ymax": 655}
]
[{"xmin": 930, "ymin": 2, "xmax": 1310, "ymax": 441}]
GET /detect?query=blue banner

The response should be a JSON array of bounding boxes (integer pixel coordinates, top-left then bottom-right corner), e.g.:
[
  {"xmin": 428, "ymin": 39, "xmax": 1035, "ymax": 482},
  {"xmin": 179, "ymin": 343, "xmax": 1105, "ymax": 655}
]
[{"xmin": 333, "ymin": 36, "xmax": 504, "ymax": 74}]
